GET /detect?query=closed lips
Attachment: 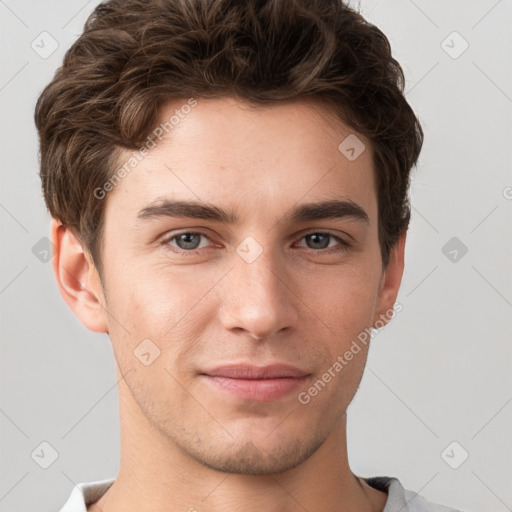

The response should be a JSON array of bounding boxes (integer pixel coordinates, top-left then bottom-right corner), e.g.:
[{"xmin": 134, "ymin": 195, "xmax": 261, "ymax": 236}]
[{"xmin": 202, "ymin": 364, "xmax": 310, "ymax": 379}]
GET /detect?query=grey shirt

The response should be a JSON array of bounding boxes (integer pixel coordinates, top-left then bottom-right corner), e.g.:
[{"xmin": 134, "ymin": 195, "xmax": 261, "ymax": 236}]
[{"xmin": 58, "ymin": 476, "xmax": 463, "ymax": 511}]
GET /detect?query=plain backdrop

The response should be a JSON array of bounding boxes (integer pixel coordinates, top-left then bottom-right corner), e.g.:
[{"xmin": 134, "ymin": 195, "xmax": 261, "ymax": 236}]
[{"xmin": 1, "ymin": 0, "xmax": 511, "ymax": 511}]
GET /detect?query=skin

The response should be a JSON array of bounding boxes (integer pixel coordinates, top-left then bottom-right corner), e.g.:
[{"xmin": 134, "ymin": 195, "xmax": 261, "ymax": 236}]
[{"xmin": 52, "ymin": 97, "xmax": 406, "ymax": 512}]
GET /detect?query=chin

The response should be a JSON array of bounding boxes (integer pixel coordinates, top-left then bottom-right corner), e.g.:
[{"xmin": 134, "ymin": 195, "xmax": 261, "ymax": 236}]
[{"xmin": 183, "ymin": 432, "xmax": 325, "ymax": 475}]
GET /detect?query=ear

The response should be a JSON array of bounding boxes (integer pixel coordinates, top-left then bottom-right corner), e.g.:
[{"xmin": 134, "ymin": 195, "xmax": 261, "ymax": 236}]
[
  {"xmin": 373, "ymin": 230, "xmax": 406, "ymax": 328},
  {"xmin": 51, "ymin": 219, "xmax": 108, "ymax": 333}
]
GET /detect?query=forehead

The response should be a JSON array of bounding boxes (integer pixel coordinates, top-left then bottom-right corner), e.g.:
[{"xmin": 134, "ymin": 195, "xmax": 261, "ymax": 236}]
[{"xmin": 105, "ymin": 97, "xmax": 377, "ymax": 224}]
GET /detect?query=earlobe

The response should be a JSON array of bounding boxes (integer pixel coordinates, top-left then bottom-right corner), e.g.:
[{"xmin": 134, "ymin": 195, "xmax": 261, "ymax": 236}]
[
  {"xmin": 373, "ymin": 231, "xmax": 406, "ymax": 328},
  {"xmin": 51, "ymin": 219, "xmax": 108, "ymax": 333}
]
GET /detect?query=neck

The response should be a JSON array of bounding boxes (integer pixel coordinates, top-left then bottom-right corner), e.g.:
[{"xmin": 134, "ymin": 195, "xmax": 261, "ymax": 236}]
[{"xmin": 89, "ymin": 376, "xmax": 386, "ymax": 512}]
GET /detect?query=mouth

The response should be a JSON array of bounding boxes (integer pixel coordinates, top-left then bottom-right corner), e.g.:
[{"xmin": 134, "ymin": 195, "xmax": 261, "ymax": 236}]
[{"xmin": 199, "ymin": 363, "xmax": 311, "ymax": 402}]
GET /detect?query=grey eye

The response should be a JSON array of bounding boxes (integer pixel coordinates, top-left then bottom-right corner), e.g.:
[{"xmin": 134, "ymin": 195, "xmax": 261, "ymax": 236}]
[
  {"xmin": 304, "ymin": 233, "xmax": 332, "ymax": 250},
  {"xmin": 172, "ymin": 232, "xmax": 204, "ymax": 250}
]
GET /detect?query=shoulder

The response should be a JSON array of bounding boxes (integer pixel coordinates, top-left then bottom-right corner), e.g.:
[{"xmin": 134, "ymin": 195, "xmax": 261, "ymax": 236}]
[
  {"xmin": 363, "ymin": 476, "xmax": 465, "ymax": 512},
  {"xmin": 58, "ymin": 478, "xmax": 115, "ymax": 512}
]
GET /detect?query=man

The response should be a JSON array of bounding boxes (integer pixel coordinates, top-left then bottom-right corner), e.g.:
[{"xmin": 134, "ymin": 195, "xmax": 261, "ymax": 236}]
[{"xmin": 35, "ymin": 0, "xmax": 463, "ymax": 510}]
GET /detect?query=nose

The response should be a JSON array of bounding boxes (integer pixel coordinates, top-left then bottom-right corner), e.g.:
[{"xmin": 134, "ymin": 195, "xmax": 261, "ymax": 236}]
[{"xmin": 217, "ymin": 243, "xmax": 299, "ymax": 341}]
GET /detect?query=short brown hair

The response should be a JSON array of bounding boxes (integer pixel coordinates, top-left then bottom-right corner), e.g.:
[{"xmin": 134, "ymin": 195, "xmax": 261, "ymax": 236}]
[{"xmin": 35, "ymin": 0, "xmax": 423, "ymax": 274}]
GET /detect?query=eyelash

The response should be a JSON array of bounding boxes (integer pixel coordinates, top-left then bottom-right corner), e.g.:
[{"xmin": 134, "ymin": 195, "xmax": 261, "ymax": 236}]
[{"xmin": 161, "ymin": 230, "xmax": 351, "ymax": 256}]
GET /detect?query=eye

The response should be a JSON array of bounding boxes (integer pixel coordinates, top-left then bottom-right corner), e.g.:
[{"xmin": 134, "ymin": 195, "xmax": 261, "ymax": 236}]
[
  {"xmin": 161, "ymin": 230, "xmax": 351, "ymax": 256},
  {"xmin": 296, "ymin": 232, "xmax": 351, "ymax": 253},
  {"xmin": 163, "ymin": 231, "xmax": 211, "ymax": 253}
]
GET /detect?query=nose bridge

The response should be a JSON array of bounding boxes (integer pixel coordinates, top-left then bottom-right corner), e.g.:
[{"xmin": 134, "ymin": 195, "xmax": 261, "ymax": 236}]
[
  {"xmin": 218, "ymin": 236, "xmax": 298, "ymax": 339},
  {"xmin": 237, "ymin": 240, "xmax": 286, "ymax": 300}
]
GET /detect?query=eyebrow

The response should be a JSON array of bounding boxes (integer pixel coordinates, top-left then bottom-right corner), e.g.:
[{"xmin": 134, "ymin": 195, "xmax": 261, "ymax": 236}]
[{"xmin": 137, "ymin": 198, "xmax": 370, "ymax": 225}]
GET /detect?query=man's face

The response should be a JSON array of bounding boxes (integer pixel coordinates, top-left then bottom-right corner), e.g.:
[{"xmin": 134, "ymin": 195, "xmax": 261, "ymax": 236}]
[{"xmin": 96, "ymin": 97, "xmax": 400, "ymax": 473}]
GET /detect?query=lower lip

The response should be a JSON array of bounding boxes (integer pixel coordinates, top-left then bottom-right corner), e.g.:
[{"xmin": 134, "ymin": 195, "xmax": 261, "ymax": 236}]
[{"xmin": 202, "ymin": 375, "xmax": 310, "ymax": 402}]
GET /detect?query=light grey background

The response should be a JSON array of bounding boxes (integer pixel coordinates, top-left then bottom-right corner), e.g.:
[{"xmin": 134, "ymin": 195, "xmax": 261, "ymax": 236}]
[{"xmin": 1, "ymin": 1, "xmax": 511, "ymax": 511}]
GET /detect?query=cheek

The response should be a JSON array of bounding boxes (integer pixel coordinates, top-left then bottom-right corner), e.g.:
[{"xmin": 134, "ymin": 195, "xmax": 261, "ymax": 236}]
[
  {"xmin": 302, "ymin": 263, "xmax": 380, "ymax": 336},
  {"xmin": 104, "ymin": 264, "xmax": 217, "ymax": 364},
  {"xmin": 298, "ymin": 271, "xmax": 377, "ymax": 406},
  {"xmin": 106, "ymin": 261, "xmax": 188, "ymax": 327}
]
